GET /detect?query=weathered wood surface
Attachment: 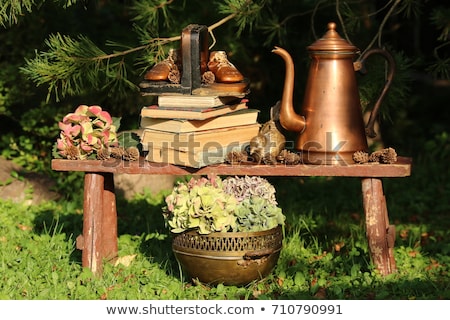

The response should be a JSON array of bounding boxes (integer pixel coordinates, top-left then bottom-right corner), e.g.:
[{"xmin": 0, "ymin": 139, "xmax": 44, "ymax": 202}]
[
  {"xmin": 52, "ymin": 156, "xmax": 412, "ymax": 177},
  {"xmin": 76, "ymin": 173, "xmax": 118, "ymax": 275},
  {"xmin": 81, "ymin": 173, "xmax": 105, "ymax": 275},
  {"xmin": 101, "ymin": 173, "xmax": 118, "ymax": 262},
  {"xmin": 361, "ymin": 178, "xmax": 397, "ymax": 276}
]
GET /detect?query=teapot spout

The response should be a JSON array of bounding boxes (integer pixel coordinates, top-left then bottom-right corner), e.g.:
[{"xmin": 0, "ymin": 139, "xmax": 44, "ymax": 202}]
[{"xmin": 272, "ymin": 46, "xmax": 306, "ymax": 133}]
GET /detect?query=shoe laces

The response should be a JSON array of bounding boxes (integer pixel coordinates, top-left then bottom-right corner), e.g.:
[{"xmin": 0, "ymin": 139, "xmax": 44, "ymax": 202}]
[
  {"xmin": 211, "ymin": 51, "xmax": 234, "ymax": 68},
  {"xmin": 159, "ymin": 49, "xmax": 179, "ymax": 69}
]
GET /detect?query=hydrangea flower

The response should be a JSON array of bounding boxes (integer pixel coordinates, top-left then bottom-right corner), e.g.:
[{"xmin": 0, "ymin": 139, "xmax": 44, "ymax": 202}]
[
  {"xmin": 56, "ymin": 105, "xmax": 118, "ymax": 160},
  {"xmin": 163, "ymin": 175, "xmax": 285, "ymax": 234}
]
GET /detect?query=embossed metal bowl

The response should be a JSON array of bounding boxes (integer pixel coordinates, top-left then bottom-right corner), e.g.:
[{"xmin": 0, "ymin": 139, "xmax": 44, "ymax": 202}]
[{"xmin": 172, "ymin": 226, "xmax": 283, "ymax": 286}]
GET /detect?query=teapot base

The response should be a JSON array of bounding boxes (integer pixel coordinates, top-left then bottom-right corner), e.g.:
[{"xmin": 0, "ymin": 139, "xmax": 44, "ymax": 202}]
[{"xmin": 300, "ymin": 150, "xmax": 358, "ymax": 166}]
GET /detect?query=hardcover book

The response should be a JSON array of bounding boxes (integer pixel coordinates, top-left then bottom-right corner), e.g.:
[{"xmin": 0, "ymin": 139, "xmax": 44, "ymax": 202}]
[
  {"xmin": 140, "ymin": 123, "xmax": 260, "ymax": 152},
  {"xmin": 139, "ymin": 108, "xmax": 259, "ymax": 133},
  {"xmin": 140, "ymin": 102, "xmax": 248, "ymax": 120},
  {"xmin": 157, "ymin": 95, "xmax": 243, "ymax": 108}
]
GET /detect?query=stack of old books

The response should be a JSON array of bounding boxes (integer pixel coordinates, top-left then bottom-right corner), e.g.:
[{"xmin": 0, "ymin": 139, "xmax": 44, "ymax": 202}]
[{"xmin": 139, "ymin": 94, "xmax": 260, "ymax": 168}]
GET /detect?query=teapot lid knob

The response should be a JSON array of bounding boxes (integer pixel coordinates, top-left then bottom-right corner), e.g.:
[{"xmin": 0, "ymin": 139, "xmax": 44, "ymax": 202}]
[{"xmin": 308, "ymin": 21, "xmax": 359, "ymax": 53}]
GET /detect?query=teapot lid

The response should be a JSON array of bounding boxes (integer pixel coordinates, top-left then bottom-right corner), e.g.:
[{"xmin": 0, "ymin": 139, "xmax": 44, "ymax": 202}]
[{"xmin": 308, "ymin": 22, "xmax": 359, "ymax": 53}]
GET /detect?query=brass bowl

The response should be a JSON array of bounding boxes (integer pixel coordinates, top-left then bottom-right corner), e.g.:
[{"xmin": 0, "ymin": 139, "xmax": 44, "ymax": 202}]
[{"xmin": 172, "ymin": 226, "xmax": 283, "ymax": 286}]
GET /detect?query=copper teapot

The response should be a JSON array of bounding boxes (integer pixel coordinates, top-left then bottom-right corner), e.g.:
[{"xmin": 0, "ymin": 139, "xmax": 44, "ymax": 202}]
[{"xmin": 273, "ymin": 22, "xmax": 395, "ymax": 165}]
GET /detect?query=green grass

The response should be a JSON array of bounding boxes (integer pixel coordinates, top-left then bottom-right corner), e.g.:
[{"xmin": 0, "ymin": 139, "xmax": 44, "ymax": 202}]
[{"xmin": 0, "ymin": 155, "xmax": 449, "ymax": 300}]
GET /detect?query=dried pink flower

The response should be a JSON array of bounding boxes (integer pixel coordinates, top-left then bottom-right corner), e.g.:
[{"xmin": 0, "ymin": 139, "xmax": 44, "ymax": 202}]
[{"xmin": 56, "ymin": 105, "xmax": 118, "ymax": 160}]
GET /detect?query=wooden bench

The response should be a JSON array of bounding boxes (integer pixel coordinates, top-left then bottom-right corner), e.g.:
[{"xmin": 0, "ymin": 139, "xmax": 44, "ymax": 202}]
[{"xmin": 51, "ymin": 157, "xmax": 412, "ymax": 276}]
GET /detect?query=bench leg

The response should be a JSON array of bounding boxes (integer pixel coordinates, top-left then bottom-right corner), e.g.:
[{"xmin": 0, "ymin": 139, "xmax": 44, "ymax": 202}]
[
  {"xmin": 102, "ymin": 173, "xmax": 118, "ymax": 262},
  {"xmin": 79, "ymin": 172, "xmax": 118, "ymax": 275},
  {"xmin": 361, "ymin": 178, "xmax": 397, "ymax": 276}
]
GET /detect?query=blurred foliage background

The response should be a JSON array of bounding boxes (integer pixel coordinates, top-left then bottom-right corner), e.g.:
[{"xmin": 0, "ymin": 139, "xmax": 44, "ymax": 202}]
[{"xmin": 0, "ymin": 0, "xmax": 449, "ymax": 173}]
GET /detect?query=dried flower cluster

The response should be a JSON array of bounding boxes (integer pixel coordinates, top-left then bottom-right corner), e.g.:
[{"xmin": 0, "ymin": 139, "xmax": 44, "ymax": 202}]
[
  {"xmin": 222, "ymin": 175, "xmax": 278, "ymax": 205},
  {"xmin": 164, "ymin": 176, "xmax": 238, "ymax": 234},
  {"xmin": 222, "ymin": 176, "xmax": 284, "ymax": 232},
  {"xmin": 56, "ymin": 105, "xmax": 118, "ymax": 160},
  {"xmin": 163, "ymin": 175, "xmax": 285, "ymax": 235}
]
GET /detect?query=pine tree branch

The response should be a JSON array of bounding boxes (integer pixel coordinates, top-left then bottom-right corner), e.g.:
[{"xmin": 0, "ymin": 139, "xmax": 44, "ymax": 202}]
[
  {"xmin": 360, "ymin": 0, "xmax": 401, "ymax": 56},
  {"xmin": 0, "ymin": 0, "xmax": 78, "ymax": 26},
  {"xmin": 21, "ymin": 11, "xmax": 240, "ymax": 101},
  {"xmin": 94, "ymin": 12, "xmax": 237, "ymax": 61},
  {"xmin": 364, "ymin": 0, "xmax": 395, "ymax": 18},
  {"xmin": 207, "ymin": 13, "xmax": 237, "ymax": 49},
  {"xmin": 92, "ymin": 36, "xmax": 181, "ymax": 61},
  {"xmin": 0, "ymin": 0, "xmax": 37, "ymax": 26},
  {"xmin": 311, "ymin": 0, "xmax": 327, "ymax": 39},
  {"xmin": 155, "ymin": 0, "xmax": 174, "ymax": 9},
  {"xmin": 336, "ymin": 0, "xmax": 353, "ymax": 44}
]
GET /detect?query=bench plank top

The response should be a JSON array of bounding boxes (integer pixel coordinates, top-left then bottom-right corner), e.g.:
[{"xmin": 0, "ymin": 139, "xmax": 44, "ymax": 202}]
[{"xmin": 51, "ymin": 157, "xmax": 412, "ymax": 177}]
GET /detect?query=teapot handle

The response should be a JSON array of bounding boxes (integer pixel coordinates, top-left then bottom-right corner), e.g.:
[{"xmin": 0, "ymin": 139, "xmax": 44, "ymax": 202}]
[{"xmin": 354, "ymin": 48, "xmax": 395, "ymax": 138}]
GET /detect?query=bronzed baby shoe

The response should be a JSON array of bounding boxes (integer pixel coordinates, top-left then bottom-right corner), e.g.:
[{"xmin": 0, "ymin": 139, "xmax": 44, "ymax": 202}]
[
  {"xmin": 207, "ymin": 51, "xmax": 244, "ymax": 83},
  {"xmin": 144, "ymin": 49, "xmax": 181, "ymax": 83}
]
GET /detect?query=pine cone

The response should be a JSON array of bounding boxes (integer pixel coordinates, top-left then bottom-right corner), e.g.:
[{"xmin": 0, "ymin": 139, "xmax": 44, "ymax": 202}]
[
  {"xmin": 285, "ymin": 152, "xmax": 301, "ymax": 165},
  {"xmin": 277, "ymin": 149, "xmax": 301, "ymax": 164},
  {"xmin": 368, "ymin": 148, "xmax": 398, "ymax": 164},
  {"xmin": 276, "ymin": 149, "xmax": 288, "ymax": 162},
  {"xmin": 96, "ymin": 147, "xmax": 110, "ymax": 160},
  {"xmin": 368, "ymin": 150, "xmax": 383, "ymax": 163},
  {"xmin": 226, "ymin": 150, "xmax": 247, "ymax": 164},
  {"xmin": 110, "ymin": 146, "xmax": 125, "ymax": 159},
  {"xmin": 168, "ymin": 67, "xmax": 181, "ymax": 84},
  {"xmin": 202, "ymin": 71, "xmax": 215, "ymax": 84},
  {"xmin": 123, "ymin": 146, "xmax": 140, "ymax": 161},
  {"xmin": 262, "ymin": 155, "xmax": 278, "ymax": 165},
  {"xmin": 352, "ymin": 150, "xmax": 369, "ymax": 164},
  {"xmin": 380, "ymin": 147, "xmax": 397, "ymax": 164}
]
